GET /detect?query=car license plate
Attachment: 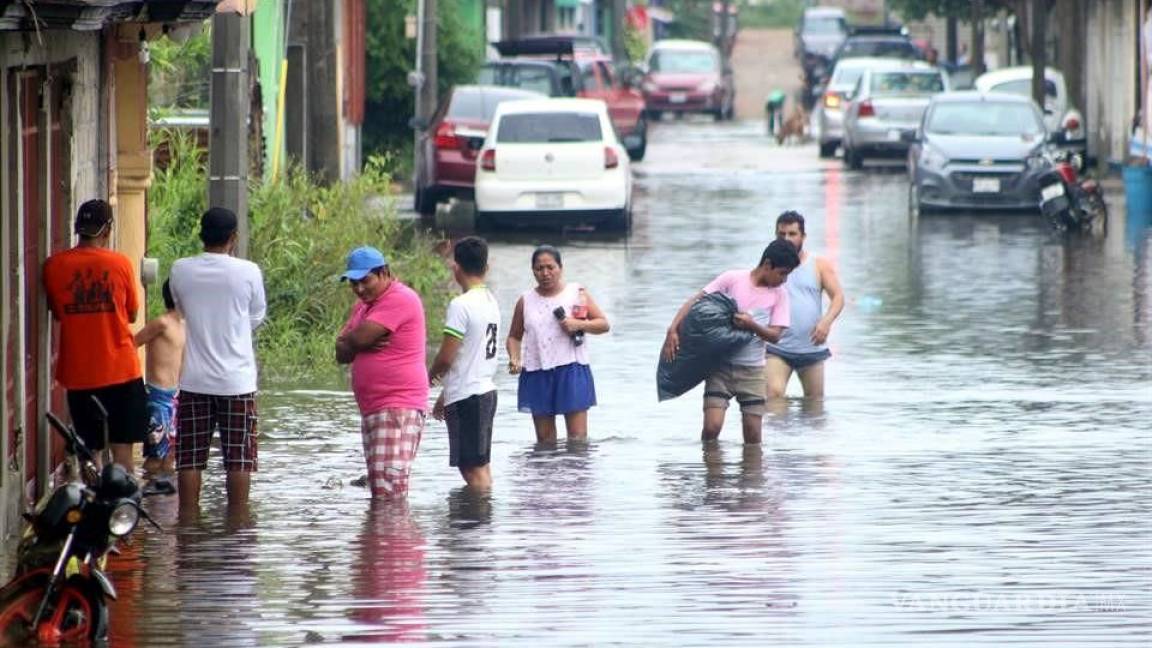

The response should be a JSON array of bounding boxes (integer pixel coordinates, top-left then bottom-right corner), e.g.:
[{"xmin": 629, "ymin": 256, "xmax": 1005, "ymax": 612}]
[
  {"xmin": 972, "ymin": 177, "xmax": 1001, "ymax": 193},
  {"xmin": 536, "ymin": 193, "xmax": 564, "ymax": 209},
  {"xmin": 669, "ymin": 93, "xmax": 687, "ymax": 104},
  {"xmin": 1041, "ymin": 183, "xmax": 1065, "ymax": 201},
  {"xmin": 887, "ymin": 129, "xmax": 901, "ymax": 142}
]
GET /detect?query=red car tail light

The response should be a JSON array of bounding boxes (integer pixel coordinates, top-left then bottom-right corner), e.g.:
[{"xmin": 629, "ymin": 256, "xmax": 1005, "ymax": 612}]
[
  {"xmin": 857, "ymin": 100, "xmax": 876, "ymax": 118},
  {"xmin": 604, "ymin": 146, "xmax": 619, "ymax": 169},
  {"xmin": 480, "ymin": 149, "xmax": 496, "ymax": 172},
  {"xmin": 1062, "ymin": 115, "xmax": 1080, "ymax": 131},
  {"xmin": 823, "ymin": 92, "xmax": 841, "ymax": 109},
  {"xmin": 434, "ymin": 121, "xmax": 461, "ymax": 149}
]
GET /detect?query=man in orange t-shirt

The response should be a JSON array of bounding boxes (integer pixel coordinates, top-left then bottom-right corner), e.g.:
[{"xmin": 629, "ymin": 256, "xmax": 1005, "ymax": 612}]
[{"xmin": 43, "ymin": 199, "xmax": 148, "ymax": 470}]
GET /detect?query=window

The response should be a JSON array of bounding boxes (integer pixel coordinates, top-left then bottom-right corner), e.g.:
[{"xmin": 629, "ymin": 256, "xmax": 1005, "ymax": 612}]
[
  {"xmin": 989, "ymin": 78, "xmax": 1058, "ymax": 99},
  {"xmin": 871, "ymin": 72, "xmax": 944, "ymax": 95},
  {"xmin": 926, "ymin": 102, "xmax": 1043, "ymax": 136},
  {"xmin": 497, "ymin": 112, "xmax": 603, "ymax": 143},
  {"xmin": 649, "ymin": 50, "xmax": 719, "ymax": 74}
]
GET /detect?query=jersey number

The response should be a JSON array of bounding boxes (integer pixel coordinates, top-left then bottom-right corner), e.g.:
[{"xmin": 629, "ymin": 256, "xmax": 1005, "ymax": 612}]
[{"xmin": 485, "ymin": 323, "xmax": 498, "ymax": 359}]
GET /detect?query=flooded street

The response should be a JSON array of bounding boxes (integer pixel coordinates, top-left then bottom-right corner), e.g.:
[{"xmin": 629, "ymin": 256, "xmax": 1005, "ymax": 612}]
[{"xmin": 106, "ymin": 118, "xmax": 1152, "ymax": 646}]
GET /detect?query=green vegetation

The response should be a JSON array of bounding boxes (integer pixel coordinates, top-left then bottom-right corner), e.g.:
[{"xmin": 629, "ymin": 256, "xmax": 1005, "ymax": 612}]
[
  {"xmin": 738, "ymin": 0, "xmax": 806, "ymax": 29},
  {"xmin": 364, "ymin": 0, "xmax": 484, "ymax": 174},
  {"xmin": 146, "ymin": 129, "xmax": 453, "ymax": 382},
  {"xmin": 148, "ymin": 22, "xmax": 212, "ymax": 111}
]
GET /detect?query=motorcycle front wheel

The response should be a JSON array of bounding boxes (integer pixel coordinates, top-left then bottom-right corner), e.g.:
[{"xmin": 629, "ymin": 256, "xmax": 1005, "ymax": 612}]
[{"xmin": 0, "ymin": 573, "xmax": 107, "ymax": 644}]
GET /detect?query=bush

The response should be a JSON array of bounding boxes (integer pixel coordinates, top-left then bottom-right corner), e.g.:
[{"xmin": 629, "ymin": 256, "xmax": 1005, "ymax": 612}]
[
  {"xmin": 146, "ymin": 130, "xmax": 453, "ymax": 383},
  {"xmin": 739, "ymin": 0, "xmax": 806, "ymax": 29}
]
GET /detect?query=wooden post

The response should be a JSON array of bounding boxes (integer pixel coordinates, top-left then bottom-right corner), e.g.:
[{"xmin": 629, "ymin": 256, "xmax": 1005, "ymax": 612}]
[{"xmin": 208, "ymin": 11, "xmax": 250, "ymax": 257}]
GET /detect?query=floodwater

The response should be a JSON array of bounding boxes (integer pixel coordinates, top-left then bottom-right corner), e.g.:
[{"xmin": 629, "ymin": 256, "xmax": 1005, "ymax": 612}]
[{"xmin": 106, "ymin": 119, "xmax": 1150, "ymax": 646}]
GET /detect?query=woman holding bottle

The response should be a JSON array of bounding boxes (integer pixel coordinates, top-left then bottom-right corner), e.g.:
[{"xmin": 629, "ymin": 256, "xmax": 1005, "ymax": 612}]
[{"xmin": 506, "ymin": 245, "xmax": 610, "ymax": 443}]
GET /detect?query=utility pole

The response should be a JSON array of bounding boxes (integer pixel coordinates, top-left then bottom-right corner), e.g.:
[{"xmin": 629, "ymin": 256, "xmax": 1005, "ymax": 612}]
[
  {"xmin": 412, "ymin": 0, "xmax": 437, "ymax": 190},
  {"xmin": 612, "ymin": 0, "xmax": 627, "ymax": 61},
  {"xmin": 208, "ymin": 10, "xmax": 250, "ymax": 257},
  {"xmin": 970, "ymin": 0, "xmax": 986, "ymax": 77},
  {"xmin": 1030, "ymin": 0, "xmax": 1048, "ymax": 110}
]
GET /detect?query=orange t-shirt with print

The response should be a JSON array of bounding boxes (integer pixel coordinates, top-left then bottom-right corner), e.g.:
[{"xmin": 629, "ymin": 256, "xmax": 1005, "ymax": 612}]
[{"xmin": 42, "ymin": 247, "xmax": 142, "ymax": 390}]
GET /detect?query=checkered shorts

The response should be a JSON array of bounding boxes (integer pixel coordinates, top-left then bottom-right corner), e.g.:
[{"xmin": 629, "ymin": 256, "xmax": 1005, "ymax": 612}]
[
  {"xmin": 361, "ymin": 408, "xmax": 425, "ymax": 499},
  {"xmin": 175, "ymin": 391, "xmax": 258, "ymax": 472}
]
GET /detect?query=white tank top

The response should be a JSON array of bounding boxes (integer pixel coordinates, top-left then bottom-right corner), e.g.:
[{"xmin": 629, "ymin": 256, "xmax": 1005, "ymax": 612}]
[{"xmin": 520, "ymin": 282, "xmax": 589, "ymax": 372}]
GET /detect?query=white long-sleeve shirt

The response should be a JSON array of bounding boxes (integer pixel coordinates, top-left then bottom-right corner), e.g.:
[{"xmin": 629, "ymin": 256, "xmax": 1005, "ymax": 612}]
[{"xmin": 170, "ymin": 252, "xmax": 267, "ymax": 395}]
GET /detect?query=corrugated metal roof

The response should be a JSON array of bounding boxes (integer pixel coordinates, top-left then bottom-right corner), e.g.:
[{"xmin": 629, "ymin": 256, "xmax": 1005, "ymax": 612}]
[{"xmin": 0, "ymin": 1, "xmax": 220, "ymax": 32}]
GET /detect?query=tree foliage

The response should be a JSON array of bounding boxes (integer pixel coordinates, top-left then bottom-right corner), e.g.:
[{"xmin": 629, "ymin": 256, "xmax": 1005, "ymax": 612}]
[
  {"xmin": 363, "ymin": 0, "xmax": 483, "ymax": 159},
  {"xmin": 887, "ymin": 0, "xmax": 1010, "ymax": 21}
]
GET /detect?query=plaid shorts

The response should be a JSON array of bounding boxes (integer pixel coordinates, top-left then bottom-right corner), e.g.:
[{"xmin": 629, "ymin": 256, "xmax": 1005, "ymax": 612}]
[
  {"xmin": 361, "ymin": 408, "xmax": 425, "ymax": 499},
  {"xmin": 176, "ymin": 391, "xmax": 258, "ymax": 472}
]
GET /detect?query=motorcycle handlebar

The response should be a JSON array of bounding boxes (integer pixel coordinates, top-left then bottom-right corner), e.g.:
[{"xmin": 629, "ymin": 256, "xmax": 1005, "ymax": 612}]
[{"xmin": 44, "ymin": 412, "xmax": 96, "ymax": 463}]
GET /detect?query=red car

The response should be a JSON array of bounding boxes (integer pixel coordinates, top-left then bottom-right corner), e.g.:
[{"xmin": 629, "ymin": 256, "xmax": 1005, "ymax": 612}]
[
  {"xmin": 413, "ymin": 85, "xmax": 544, "ymax": 216},
  {"xmin": 642, "ymin": 39, "xmax": 735, "ymax": 121},
  {"xmin": 487, "ymin": 37, "xmax": 649, "ymax": 161}
]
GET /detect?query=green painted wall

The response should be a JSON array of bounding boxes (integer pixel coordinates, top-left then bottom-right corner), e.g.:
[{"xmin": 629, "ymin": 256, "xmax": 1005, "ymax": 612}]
[
  {"xmin": 252, "ymin": 0, "xmax": 288, "ymax": 176},
  {"xmin": 454, "ymin": 0, "xmax": 486, "ymax": 55}
]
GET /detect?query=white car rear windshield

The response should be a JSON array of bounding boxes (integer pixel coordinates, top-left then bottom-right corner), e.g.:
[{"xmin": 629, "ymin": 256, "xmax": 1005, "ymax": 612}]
[
  {"xmin": 871, "ymin": 71, "xmax": 944, "ymax": 94},
  {"xmin": 497, "ymin": 113, "xmax": 603, "ymax": 143},
  {"xmin": 926, "ymin": 103, "xmax": 1043, "ymax": 136},
  {"xmin": 649, "ymin": 50, "xmax": 718, "ymax": 74}
]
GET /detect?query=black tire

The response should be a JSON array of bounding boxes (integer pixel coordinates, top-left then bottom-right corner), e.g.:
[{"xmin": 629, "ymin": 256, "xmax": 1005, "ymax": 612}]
[
  {"xmin": 413, "ymin": 187, "xmax": 438, "ymax": 217},
  {"xmin": 647, "ymin": 110, "xmax": 663, "ymax": 122},
  {"xmin": 818, "ymin": 141, "xmax": 837, "ymax": 158},
  {"xmin": 602, "ymin": 206, "xmax": 632, "ymax": 233},
  {"xmin": 627, "ymin": 122, "xmax": 648, "ymax": 161},
  {"xmin": 844, "ymin": 145, "xmax": 863, "ymax": 170},
  {"xmin": 474, "ymin": 210, "xmax": 495, "ymax": 232}
]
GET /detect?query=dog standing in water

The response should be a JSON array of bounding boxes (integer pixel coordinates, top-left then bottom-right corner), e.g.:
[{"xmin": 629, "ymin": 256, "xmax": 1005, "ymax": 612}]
[{"xmin": 776, "ymin": 105, "xmax": 809, "ymax": 146}]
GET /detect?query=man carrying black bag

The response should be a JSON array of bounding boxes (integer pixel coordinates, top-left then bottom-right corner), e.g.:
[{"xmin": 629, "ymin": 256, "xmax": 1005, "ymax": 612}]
[{"xmin": 660, "ymin": 240, "xmax": 800, "ymax": 444}]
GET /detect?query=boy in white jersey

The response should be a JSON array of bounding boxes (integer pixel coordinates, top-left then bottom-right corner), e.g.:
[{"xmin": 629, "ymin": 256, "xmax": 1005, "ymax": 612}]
[{"xmin": 430, "ymin": 237, "xmax": 501, "ymax": 490}]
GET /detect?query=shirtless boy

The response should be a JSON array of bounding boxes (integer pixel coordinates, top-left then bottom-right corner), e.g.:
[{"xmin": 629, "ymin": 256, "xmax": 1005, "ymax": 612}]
[{"xmin": 134, "ymin": 280, "xmax": 186, "ymax": 477}]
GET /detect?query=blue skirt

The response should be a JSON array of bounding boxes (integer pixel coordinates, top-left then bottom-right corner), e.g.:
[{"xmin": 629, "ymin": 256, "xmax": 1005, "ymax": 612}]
[{"xmin": 518, "ymin": 362, "xmax": 597, "ymax": 416}]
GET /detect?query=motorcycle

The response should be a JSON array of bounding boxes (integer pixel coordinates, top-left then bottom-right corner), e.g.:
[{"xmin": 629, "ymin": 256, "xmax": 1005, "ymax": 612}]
[
  {"xmin": 0, "ymin": 404, "xmax": 158, "ymax": 645},
  {"xmin": 1038, "ymin": 150, "xmax": 1108, "ymax": 232}
]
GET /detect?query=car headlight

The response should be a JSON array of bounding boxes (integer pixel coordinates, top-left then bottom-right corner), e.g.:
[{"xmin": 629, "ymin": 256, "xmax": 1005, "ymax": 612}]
[
  {"xmin": 920, "ymin": 144, "xmax": 945, "ymax": 170},
  {"xmin": 108, "ymin": 501, "xmax": 140, "ymax": 537},
  {"xmin": 1025, "ymin": 151, "xmax": 1051, "ymax": 170}
]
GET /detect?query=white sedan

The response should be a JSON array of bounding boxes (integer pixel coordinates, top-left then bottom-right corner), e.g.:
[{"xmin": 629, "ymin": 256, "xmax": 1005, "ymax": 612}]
[
  {"xmin": 974, "ymin": 66, "xmax": 1086, "ymax": 157},
  {"xmin": 474, "ymin": 98, "xmax": 633, "ymax": 231}
]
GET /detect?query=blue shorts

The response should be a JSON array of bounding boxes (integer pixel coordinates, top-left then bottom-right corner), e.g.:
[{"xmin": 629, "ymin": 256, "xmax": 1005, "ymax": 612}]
[
  {"xmin": 766, "ymin": 348, "xmax": 831, "ymax": 371},
  {"xmin": 517, "ymin": 363, "xmax": 596, "ymax": 416},
  {"xmin": 144, "ymin": 385, "xmax": 178, "ymax": 460}
]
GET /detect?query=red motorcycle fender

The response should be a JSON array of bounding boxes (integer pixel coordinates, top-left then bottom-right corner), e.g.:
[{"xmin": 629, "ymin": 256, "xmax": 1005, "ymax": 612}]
[{"xmin": 90, "ymin": 569, "xmax": 117, "ymax": 601}]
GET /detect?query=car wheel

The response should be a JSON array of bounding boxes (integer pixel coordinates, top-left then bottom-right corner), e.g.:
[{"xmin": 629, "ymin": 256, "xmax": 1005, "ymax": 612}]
[
  {"xmin": 474, "ymin": 210, "xmax": 495, "ymax": 232},
  {"xmin": 844, "ymin": 145, "xmax": 863, "ymax": 170},
  {"xmin": 627, "ymin": 120, "xmax": 648, "ymax": 161},
  {"xmin": 647, "ymin": 109, "xmax": 663, "ymax": 122},
  {"xmin": 414, "ymin": 187, "xmax": 438, "ymax": 217},
  {"xmin": 602, "ymin": 206, "xmax": 632, "ymax": 233},
  {"xmin": 818, "ymin": 141, "xmax": 837, "ymax": 158}
]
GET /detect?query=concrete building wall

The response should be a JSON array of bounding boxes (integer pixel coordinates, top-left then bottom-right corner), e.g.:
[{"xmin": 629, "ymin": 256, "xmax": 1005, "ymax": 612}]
[{"xmin": 1086, "ymin": 0, "xmax": 1139, "ymax": 166}]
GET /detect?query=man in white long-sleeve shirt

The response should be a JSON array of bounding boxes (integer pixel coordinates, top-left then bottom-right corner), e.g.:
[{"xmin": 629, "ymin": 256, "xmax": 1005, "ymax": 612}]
[{"xmin": 169, "ymin": 207, "xmax": 267, "ymax": 512}]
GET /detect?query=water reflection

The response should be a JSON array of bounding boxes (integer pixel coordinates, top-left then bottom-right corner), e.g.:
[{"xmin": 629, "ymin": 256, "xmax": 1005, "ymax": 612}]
[{"xmin": 343, "ymin": 503, "xmax": 427, "ymax": 643}]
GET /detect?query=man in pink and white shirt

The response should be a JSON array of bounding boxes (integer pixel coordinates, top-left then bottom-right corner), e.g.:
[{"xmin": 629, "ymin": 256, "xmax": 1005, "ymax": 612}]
[
  {"xmin": 336, "ymin": 246, "xmax": 428, "ymax": 499},
  {"xmin": 662, "ymin": 239, "xmax": 800, "ymax": 444}
]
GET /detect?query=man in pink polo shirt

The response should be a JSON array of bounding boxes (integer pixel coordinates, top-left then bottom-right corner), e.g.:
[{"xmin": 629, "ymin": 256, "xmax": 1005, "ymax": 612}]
[{"xmin": 336, "ymin": 246, "xmax": 428, "ymax": 499}]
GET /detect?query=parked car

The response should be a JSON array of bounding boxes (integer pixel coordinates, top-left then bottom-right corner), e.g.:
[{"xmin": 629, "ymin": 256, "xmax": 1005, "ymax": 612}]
[
  {"xmin": 829, "ymin": 25, "xmax": 922, "ymax": 70},
  {"xmin": 841, "ymin": 61, "xmax": 949, "ymax": 169},
  {"xmin": 795, "ymin": 6, "xmax": 848, "ymax": 61},
  {"xmin": 641, "ymin": 39, "xmax": 734, "ymax": 121},
  {"xmin": 812, "ymin": 57, "xmax": 892, "ymax": 158},
  {"xmin": 481, "ymin": 37, "xmax": 649, "ymax": 160},
  {"xmin": 974, "ymin": 66, "xmax": 1086, "ymax": 156},
  {"xmin": 907, "ymin": 92, "xmax": 1053, "ymax": 212},
  {"xmin": 795, "ymin": 7, "xmax": 848, "ymax": 108},
  {"xmin": 474, "ymin": 98, "xmax": 632, "ymax": 231},
  {"xmin": 413, "ymin": 85, "xmax": 545, "ymax": 216}
]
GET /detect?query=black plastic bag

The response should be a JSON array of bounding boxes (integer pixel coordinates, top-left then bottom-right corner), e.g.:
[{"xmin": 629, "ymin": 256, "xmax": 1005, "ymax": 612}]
[{"xmin": 656, "ymin": 292, "xmax": 756, "ymax": 401}]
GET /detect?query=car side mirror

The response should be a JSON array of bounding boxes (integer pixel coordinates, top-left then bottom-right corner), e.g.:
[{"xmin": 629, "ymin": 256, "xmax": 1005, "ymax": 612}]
[
  {"xmin": 409, "ymin": 116, "xmax": 430, "ymax": 131},
  {"xmin": 901, "ymin": 130, "xmax": 920, "ymax": 144}
]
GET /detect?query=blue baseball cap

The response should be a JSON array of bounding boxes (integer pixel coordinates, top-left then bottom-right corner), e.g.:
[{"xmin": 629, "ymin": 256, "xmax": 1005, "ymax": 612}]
[{"xmin": 340, "ymin": 246, "xmax": 388, "ymax": 281}]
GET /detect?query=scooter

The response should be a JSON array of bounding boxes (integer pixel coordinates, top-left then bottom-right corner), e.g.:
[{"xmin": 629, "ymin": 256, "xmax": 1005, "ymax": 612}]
[
  {"xmin": 0, "ymin": 404, "xmax": 158, "ymax": 645},
  {"xmin": 1038, "ymin": 151, "xmax": 1108, "ymax": 231}
]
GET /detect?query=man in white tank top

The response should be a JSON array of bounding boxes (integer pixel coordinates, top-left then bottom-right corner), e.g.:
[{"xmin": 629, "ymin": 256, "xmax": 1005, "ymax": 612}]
[{"xmin": 766, "ymin": 211, "xmax": 845, "ymax": 400}]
